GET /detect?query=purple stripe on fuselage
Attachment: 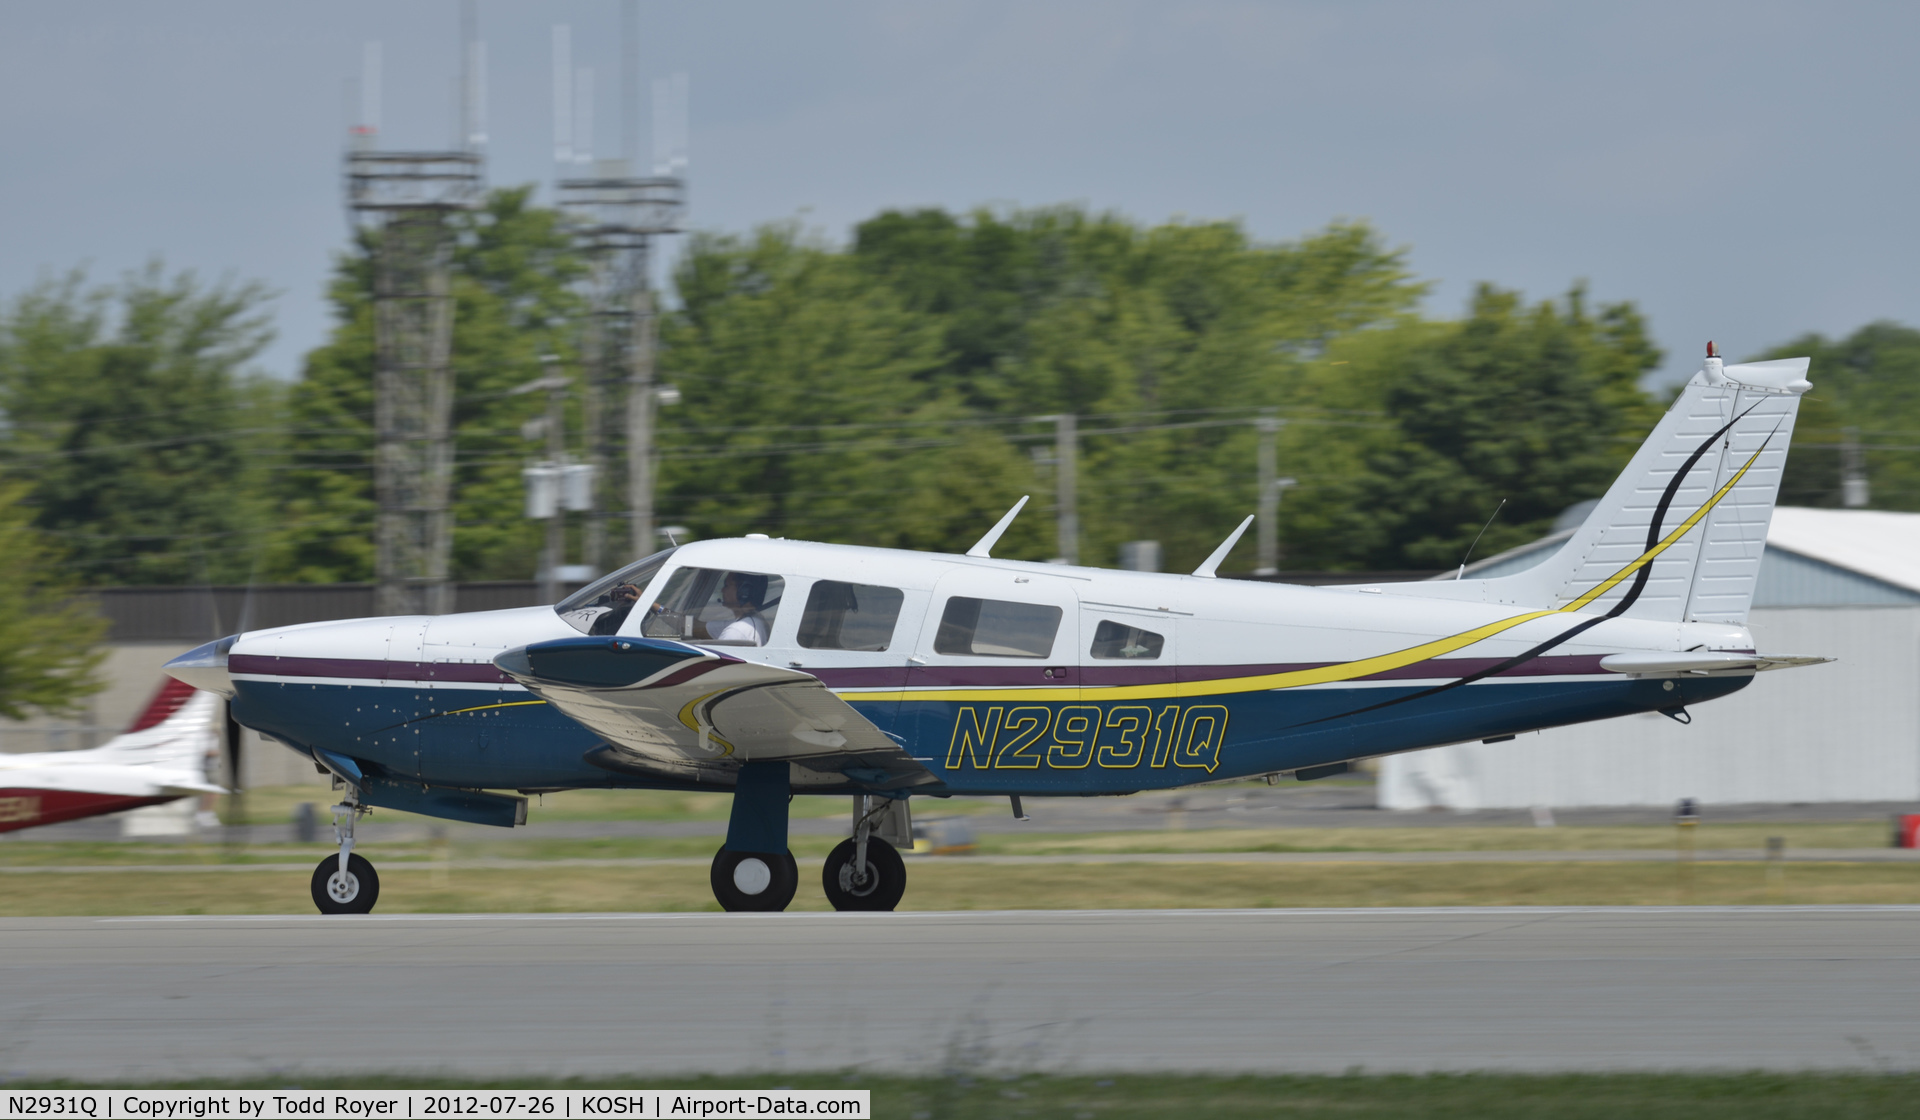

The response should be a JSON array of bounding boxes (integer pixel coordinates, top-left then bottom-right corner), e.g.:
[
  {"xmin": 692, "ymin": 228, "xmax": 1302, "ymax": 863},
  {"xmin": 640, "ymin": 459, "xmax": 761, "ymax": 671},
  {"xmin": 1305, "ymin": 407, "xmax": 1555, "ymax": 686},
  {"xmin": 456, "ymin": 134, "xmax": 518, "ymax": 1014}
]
[
  {"xmin": 814, "ymin": 653, "xmax": 1608, "ymax": 690},
  {"xmin": 230, "ymin": 654, "xmax": 516, "ymax": 685}
]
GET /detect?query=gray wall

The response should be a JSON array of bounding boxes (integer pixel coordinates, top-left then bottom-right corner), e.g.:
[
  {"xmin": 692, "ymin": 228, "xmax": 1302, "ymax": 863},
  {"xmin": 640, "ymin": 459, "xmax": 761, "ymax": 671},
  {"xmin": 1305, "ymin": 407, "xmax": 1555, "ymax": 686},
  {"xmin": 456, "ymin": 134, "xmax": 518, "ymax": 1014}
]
[{"xmin": 1380, "ymin": 607, "xmax": 1920, "ymax": 809}]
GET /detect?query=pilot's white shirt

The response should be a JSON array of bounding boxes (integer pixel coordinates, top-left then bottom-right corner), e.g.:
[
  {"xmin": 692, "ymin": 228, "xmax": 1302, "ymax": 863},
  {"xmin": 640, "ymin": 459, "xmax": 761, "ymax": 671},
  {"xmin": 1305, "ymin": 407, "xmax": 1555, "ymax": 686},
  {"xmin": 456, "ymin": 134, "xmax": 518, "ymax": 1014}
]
[{"xmin": 711, "ymin": 612, "xmax": 769, "ymax": 645}]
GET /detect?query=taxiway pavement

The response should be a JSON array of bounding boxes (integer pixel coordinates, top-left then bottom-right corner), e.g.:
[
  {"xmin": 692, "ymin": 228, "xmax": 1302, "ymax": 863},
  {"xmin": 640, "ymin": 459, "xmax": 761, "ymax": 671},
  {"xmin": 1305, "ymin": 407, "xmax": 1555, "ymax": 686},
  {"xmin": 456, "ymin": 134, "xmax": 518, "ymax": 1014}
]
[{"xmin": 4, "ymin": 907, "xmax": 1918, "ymax": 1080}]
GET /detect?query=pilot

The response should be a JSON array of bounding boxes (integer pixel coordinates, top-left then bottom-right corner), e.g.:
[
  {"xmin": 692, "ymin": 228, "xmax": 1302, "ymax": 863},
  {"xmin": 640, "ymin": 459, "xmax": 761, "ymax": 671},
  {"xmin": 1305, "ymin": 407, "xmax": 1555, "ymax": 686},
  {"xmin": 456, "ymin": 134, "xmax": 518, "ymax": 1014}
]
[
  {"xmin": 702, "ymin": 572, "xmax": 770, "ymax": 645},
  {"xmin": 588, "ymin": 583, "xmax": 642, "ymax": 636}
]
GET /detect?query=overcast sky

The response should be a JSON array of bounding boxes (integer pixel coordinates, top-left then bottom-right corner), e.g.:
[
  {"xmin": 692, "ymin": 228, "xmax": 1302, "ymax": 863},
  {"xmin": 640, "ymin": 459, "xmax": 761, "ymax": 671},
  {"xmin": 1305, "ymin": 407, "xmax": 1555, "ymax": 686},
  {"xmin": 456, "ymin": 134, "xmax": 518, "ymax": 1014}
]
[{"xmin": 3, "ymin": 1, "xmax": 1914, "ymax": 387}]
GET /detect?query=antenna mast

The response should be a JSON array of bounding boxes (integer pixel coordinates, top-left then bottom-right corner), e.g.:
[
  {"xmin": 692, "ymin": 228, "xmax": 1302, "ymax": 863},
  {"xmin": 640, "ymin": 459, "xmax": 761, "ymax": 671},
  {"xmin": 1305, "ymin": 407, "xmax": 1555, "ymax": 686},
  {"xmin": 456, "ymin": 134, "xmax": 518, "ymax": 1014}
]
[
  {"xmin": 347, "ymin": 15, "xmax": 484, "ymax": 616},
  {"xmin": 557, "ymin": 0, "xmax": 686, "ymax": 569}
]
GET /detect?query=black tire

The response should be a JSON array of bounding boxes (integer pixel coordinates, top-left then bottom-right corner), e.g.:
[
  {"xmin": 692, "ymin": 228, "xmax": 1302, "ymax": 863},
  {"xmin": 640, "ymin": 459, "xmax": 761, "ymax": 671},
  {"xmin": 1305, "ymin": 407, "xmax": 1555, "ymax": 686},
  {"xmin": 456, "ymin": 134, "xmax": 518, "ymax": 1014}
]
[
  {"xmin": 710, "ymin": 848, "xmax": 798, "ymax": 912},
  {"xmin": 310, "ymin": 853, "xmax": 380, "ymax": 915},
  {"xmin": 822, "ymin": 836, "xmax": 906, "ymax": 912}
]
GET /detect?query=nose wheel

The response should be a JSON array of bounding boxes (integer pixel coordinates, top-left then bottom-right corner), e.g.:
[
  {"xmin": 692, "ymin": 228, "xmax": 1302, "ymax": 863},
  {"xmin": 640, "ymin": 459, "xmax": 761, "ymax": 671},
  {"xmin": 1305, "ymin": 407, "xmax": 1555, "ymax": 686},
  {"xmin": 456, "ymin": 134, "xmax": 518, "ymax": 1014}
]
[
  {"xmin": 822, "ymin": 836, "xmax": 905, "ymax": 911},
  {"xmin": 311, "ymin": 797, "xmax": 379, "ymax": 915},
  {"xmin": 311, "ymin": 852, "xmax": 380, "ymax": 914}
]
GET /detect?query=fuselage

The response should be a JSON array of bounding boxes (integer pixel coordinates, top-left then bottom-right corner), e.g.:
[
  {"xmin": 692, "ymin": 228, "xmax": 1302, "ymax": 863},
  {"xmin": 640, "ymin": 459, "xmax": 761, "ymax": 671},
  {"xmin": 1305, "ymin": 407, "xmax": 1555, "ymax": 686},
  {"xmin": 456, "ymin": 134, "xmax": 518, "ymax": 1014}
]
[{"xmin": 222, "ymin": 538, "xmax": 1752, "ymax": 798}]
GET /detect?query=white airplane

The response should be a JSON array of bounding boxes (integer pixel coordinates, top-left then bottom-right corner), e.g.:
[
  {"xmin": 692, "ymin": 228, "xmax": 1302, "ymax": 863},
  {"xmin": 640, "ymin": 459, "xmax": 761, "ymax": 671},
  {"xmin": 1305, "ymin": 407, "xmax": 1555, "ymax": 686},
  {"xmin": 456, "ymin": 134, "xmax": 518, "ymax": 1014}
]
[
  {"xmin": 0, "ymin": 680, "xmax": 225, "ymax": 834},
  {"xmin": 166, "ymin": 346, "xmax": 1828, "ymax": 915}
]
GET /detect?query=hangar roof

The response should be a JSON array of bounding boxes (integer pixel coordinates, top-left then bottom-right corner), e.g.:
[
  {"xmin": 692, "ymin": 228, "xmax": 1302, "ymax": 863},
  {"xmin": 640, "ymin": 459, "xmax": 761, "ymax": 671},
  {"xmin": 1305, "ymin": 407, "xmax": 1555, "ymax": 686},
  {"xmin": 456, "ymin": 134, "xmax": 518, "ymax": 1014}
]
[
  {"xmin": 1765, "ymin": 508, "xmax": 1920, "ymax": 594},
  {"xmin": 1459, "ymin": 507, "xmax": 1920, "ymax": 606}
]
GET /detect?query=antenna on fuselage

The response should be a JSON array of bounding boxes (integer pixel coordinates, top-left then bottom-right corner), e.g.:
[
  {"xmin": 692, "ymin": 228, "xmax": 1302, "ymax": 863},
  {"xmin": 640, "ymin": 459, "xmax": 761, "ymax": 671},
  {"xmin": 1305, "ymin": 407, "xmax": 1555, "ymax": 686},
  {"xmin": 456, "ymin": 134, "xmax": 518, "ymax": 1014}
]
[
  {"xmin": 1192, "ymin": 514, "xmax": 1255, "ymax": 578},
  {"xmin": 966, "ymin": 495, "xmax": 1030, "ymax": 558},
  {"xmin": 1455, "ymin": 497, "xmax": 1508, "ymax": 580}
]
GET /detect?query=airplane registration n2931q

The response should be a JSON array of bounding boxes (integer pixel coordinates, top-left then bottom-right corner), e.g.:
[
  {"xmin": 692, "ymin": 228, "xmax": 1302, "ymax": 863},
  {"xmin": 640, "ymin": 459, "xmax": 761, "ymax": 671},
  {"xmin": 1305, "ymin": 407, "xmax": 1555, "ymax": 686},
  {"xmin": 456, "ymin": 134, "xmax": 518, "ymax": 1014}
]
[{"xmin": 165, "ymin": 347, "xmax": 1831, "ymax": 914}]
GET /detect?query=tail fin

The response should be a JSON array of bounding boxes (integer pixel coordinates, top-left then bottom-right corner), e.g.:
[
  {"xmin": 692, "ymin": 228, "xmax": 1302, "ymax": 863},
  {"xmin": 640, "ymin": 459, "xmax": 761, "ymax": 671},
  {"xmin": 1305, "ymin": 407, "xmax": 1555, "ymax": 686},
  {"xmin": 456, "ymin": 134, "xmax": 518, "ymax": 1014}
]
[
  {"xmin": 1407, "ymin": 349, "xmax": 1810, "ymax": 625},
  {"xmin": 95, "ymin": 684, "xmax": 223, "ymax": 781}
]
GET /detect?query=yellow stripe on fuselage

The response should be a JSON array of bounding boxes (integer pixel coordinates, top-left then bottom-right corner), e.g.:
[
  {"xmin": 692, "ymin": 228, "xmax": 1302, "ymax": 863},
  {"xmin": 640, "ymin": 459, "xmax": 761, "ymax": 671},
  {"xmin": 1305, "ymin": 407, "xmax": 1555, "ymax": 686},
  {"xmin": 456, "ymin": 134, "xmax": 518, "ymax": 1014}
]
[{"xmin": 840, "ymin": 440, "xmax": 1771, "ymax": 706}]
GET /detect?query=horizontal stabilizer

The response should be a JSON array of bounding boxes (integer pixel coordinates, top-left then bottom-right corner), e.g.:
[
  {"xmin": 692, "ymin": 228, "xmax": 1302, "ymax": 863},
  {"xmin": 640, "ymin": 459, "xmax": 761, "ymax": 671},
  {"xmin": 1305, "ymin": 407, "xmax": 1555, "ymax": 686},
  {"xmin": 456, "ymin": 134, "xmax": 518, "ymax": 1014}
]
[{"xmin": 1599, "ymin": 651, "xmax": 1834, "ymax": 676}]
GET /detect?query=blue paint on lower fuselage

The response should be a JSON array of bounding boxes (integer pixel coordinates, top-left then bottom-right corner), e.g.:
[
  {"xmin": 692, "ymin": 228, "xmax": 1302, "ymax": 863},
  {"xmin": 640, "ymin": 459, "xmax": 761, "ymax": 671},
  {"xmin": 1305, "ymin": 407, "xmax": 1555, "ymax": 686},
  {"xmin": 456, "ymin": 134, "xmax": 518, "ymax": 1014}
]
[{"xmin": 232, "ymin": 672, "xmax": 1746, "ymax": 798}]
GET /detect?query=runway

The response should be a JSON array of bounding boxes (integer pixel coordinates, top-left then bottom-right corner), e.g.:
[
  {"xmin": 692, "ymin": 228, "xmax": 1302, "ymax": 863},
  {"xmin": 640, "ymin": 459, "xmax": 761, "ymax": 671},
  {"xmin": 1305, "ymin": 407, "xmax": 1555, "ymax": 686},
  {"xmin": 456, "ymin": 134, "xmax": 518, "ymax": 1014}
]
[{"xmin": 4, "ymin": 907, "xmax": 1919, "ymax": 1081}]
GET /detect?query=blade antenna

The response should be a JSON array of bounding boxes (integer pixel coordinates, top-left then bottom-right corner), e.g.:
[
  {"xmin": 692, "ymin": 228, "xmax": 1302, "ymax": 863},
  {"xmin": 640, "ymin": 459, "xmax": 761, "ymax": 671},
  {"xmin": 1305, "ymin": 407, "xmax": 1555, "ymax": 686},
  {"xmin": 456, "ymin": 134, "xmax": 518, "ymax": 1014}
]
[
  {"xmin": 1456, "ymin": 497, "xmax": 1508, "ymax": 580},
  {"xmin": 966, "ymin": 496, "xmax": 1030, "ymax": 558},
  {"xmin": 1192, "ymin": 515, "xmax": 1255, "ymax": 578}
]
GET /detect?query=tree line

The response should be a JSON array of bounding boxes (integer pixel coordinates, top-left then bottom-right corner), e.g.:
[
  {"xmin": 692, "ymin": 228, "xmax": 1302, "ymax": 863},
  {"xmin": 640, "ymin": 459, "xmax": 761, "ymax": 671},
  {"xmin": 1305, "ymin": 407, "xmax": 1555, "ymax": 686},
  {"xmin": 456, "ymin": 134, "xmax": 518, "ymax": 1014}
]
[{"xmin": 2, "ymin": 190, "xmax": 1913, "ymax": 595}]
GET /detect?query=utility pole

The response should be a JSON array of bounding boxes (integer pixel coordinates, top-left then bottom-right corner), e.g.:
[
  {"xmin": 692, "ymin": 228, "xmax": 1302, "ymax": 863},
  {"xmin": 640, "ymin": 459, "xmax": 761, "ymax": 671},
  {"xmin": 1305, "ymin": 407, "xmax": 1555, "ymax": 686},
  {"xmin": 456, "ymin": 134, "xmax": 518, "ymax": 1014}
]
[
  {"xmin": 347, "ymin": 22, "xmax": 483, "ymax": 616},
  {"xmin": 1841, "ymin": 426, "xmax": 1869, "ymax": 508},
  {"xmin": 1255, "ymin": 412, "xmax": 1280, "ymax": 575},
  {"xmin": 1054, "ymin": 413, "xmax": 1079, "ymax": 565},
  {"xmin": 541, "ymin": 355, "xmax": 569, "ymax": 605},
  {"xmin": 627, "ymin": 289, "xmax": 656, "ymax": 558}
]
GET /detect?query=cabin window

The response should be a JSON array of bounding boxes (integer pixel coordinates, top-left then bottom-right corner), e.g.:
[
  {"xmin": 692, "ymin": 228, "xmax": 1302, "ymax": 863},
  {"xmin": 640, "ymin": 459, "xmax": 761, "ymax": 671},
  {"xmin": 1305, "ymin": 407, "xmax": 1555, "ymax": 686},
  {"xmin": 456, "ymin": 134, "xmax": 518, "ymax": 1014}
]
[
  {"xmin": 555, "ymin": 546, "xmax": 680, "ymax": 635},
  {"xmin": 934, "ymin": 597, "xmax": 1062, "ymax": 658},
  {"xmin": 1089, "ymin": 619, "xmax": 1165, "ymax": 660},
  {"xmin": 640, "ymin": 567, "xmax": 785, "ymax": 646},
  {"xmin": 797, "ymin": 580, "xmax": 904, "ymax": 651}
]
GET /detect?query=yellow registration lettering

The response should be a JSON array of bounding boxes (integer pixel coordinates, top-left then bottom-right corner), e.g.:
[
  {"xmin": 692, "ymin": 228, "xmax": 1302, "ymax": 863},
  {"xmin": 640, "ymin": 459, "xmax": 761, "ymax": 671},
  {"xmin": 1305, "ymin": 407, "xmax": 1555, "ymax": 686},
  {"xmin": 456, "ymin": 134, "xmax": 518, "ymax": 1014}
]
[
  {"xmin": 1147, "ymin": 704, "xmax": 1182, "ymax": 768},
  {"xmin": 945, "ymin": 706, "xmax": 1003, "ymax": 770},
  {"xmin": 1096, "ymin": 706, "xmax": 1152, "ymax": 768},
  {"xmin": 1173, "ymin": 705, "xmax": 1230, "ymax": 772},
  {"xmin": 994, "ymin": 706, "xmax": 1052, "ymax": 769},
  {"xmin": 0, "ymin": 795, "xmax": 40, "ymax": 824},
  {"xmin": 1047, "ymin": 705, "xmax": 1101, "ymax": 769}
]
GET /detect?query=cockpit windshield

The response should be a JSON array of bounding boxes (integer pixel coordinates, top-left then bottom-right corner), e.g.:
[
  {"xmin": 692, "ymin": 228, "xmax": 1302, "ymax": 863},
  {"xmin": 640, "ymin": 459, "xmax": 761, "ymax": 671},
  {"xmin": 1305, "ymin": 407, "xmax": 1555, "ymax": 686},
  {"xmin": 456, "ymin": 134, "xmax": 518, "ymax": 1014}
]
[{"xmin": 554, "ymin": 547, "xmax": 680, "ymax": 635}]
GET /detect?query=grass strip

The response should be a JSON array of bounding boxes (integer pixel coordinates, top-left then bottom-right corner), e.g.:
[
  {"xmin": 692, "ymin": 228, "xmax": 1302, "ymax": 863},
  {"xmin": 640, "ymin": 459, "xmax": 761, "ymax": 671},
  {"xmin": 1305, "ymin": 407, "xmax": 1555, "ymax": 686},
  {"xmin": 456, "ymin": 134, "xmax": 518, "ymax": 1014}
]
[
  {"xmin": 6, "ymin": 859, "xmax": 1920, "ymax": 916},
  {"xmin": 18, "ymin": 1071, "xmax": 1920, "ymax": 1119}
]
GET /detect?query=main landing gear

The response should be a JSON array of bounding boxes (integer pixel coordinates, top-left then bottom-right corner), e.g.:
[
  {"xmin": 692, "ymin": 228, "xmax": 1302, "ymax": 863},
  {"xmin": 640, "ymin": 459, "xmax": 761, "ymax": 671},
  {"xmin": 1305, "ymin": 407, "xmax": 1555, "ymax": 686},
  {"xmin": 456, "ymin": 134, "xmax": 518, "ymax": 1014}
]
[
  {"xmin": 707, "ymin": 764, "xmax": 910, "ymax": 912},
  {"xmin": 311, "ymin": 796, "xmax": 379, "ymax": 915}
]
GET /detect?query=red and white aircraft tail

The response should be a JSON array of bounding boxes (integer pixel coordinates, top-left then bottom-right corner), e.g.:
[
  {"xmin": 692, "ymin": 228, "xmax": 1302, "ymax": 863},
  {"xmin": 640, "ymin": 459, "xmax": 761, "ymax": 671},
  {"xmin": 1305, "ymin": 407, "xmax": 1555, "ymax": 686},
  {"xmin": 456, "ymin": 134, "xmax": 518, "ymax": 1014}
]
[{"xmin": 0, "ymin": 679, "xmax": 225, "ymax": 833}]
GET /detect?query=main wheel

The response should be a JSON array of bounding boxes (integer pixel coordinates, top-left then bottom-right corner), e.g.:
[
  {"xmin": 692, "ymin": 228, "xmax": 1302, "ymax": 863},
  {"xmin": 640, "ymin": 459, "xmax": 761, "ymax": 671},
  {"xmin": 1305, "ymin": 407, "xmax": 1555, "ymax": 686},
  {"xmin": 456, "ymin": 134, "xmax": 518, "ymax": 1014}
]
[
  {"xmin": 310, "ymin": 853, "xmax": 380, "ymax": 915},
  {"xmin": 822, "ymin": 836, "xmax": 906, "ymax": 911},
  {"xmin": 710, "ymin": 848, "xmax": 798, "ymax": 912}
]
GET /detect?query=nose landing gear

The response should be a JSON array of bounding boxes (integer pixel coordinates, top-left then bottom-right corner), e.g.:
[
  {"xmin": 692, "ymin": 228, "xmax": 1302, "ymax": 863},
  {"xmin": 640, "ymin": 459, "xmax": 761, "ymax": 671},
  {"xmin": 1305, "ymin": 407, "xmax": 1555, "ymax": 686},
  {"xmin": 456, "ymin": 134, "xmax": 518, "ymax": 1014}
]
[
  {"xmin": 311, "ymin": 797, "xmax": 379, "ymax": 915},
  {"xmin": 822, "ymin": 794, "xmax": 908, "ymax": 911}
]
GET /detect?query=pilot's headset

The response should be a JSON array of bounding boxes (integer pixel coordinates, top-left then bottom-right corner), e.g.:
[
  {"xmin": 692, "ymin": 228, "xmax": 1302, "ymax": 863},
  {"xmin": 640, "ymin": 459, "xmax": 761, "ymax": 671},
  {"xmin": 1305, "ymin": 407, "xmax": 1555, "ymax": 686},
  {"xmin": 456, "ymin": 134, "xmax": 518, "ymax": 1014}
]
[{"xmin": 733, "ymin": 573, "xmax": 769, "ymax": 610}]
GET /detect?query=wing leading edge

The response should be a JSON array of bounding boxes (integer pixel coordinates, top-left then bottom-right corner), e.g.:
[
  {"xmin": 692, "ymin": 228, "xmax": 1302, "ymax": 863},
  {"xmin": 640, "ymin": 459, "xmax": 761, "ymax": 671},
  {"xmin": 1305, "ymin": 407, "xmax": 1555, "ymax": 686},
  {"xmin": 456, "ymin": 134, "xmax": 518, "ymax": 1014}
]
[{"xmin": 493, "ymin": 636, "xmax": 937, "ymax": 794}]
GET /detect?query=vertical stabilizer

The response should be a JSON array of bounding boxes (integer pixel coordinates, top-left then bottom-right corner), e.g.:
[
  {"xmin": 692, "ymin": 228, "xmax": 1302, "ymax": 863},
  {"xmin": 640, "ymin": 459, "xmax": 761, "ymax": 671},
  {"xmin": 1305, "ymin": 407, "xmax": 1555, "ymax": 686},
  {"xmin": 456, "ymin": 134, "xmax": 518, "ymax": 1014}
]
[
  {"xmin": 1392, "ymin": 347, "xmax": 1813, "ymax": 625},
  {"xmin": 1493, "ymin": 349, "xmax": 1810, "ymax": 624}
]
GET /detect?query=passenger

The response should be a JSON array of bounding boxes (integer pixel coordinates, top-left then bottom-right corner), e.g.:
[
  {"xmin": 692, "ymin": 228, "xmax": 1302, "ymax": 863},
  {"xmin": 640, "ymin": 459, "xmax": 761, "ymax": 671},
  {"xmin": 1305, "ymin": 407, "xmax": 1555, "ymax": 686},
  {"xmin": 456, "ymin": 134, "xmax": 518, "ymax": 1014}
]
[
  {"xmin": 703, "ymin": 572, "xmax": 770, "ymax": 645},
  {"xmin": 588, "ymin": 583, "xmax": 642, "ymax": 636}
]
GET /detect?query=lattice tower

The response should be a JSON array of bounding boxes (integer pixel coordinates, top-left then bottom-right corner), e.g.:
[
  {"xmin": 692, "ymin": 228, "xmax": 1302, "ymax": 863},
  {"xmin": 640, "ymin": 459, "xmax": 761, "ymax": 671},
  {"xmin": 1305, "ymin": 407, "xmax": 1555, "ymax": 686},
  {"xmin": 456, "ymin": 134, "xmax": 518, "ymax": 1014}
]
[
  {"xmin": 558, "ymin": 169, "xmax": 684, "ymax": 569},
  {"xmin": 346, "ymin": 150, "xmax": 483, "ymax": 615}
]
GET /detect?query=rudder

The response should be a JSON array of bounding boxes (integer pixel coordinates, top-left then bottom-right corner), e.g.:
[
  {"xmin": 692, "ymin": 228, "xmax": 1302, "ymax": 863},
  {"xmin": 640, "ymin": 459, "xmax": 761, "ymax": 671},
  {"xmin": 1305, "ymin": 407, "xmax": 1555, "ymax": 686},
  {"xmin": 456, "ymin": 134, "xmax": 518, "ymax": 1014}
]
[{"xmin": 1458, "ymin": 348, "xmax": 1810, "ymax": 625}]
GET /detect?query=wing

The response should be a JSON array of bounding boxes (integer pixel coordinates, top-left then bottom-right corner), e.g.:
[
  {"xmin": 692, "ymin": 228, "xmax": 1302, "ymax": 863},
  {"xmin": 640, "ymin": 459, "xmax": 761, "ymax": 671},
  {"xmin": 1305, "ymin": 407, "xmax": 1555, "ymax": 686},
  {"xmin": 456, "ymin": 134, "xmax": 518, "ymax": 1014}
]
[{"xmin": 493, "ymin": 636, "xmax": 937, "ymax": 794}]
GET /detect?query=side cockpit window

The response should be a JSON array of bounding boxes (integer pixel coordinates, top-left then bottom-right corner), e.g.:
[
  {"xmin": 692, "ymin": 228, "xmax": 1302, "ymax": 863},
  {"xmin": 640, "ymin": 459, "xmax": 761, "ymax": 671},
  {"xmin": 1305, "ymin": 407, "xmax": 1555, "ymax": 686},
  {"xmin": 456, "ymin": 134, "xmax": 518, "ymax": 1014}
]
[
  {"xmin": 641, "ymin": 567, "xmax": 785, "ymax": 646},
  {"xmin": 797, "ymin": 580, "xmax": 905, "ymax": 651},
  {"xmin": 934, "ymin": 597, "xmax": 1062, "ymax": 658},
  {"xmin": 1090, "ymin": 619, "xmax": 1165, "ymax": 660},
  {"xmin": 556, "ymin": 547, "xmax": 679, "ymax": 635}
]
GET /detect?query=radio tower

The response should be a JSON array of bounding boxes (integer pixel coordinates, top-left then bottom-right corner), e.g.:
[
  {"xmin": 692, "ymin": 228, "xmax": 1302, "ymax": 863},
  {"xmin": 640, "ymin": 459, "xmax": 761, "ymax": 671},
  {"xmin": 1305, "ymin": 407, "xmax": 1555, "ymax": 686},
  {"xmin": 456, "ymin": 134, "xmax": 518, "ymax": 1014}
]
[
  {"xmin": 347, "ymin": 9, "xmax": 485, "ymax": 615},
  {"xmin": 553, "ymin": 3, "xmax": 686, "ymax": 570}
]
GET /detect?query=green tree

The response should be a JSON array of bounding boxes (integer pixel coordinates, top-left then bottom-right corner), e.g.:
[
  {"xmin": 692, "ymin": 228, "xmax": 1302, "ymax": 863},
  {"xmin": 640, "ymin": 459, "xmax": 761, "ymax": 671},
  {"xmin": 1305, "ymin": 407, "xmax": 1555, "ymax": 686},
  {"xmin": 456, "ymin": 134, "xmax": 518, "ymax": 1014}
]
[
  {"xmin": 658, "ymin": 224, "xmax": 998, "ymax": 552},
  {"xmin": 0, "ymin": 481, "xmax": 106, "ymax": 718},
  {"xmin": 1287, "ymin": 284, "xmax": 1662, "ymax": 570},
  {"xmin": 0, "ymin": 265, "xmax": 278, "ymax": 585},
  {"xmin": 265, "ymin": 187, "xmax": 586, "ymax": 582},
  {"xmin": 1753, "ymin": 322, "xmax": 1920, "ymax": 510}
]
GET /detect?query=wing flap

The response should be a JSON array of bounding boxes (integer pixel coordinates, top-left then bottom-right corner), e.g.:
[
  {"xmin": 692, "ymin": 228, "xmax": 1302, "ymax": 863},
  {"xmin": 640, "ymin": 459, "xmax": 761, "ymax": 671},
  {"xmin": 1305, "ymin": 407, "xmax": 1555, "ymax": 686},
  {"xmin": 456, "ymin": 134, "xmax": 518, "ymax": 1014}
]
[{"xmin": 494, "ymin": 637, "xmax": 936, "ymax": 792}]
